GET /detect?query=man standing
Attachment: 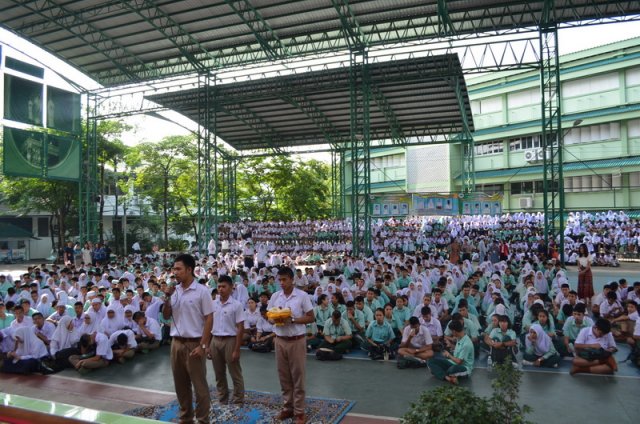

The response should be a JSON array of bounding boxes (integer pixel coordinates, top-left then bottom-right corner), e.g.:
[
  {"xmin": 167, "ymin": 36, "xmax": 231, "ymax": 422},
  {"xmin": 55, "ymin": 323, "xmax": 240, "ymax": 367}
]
[
  {"xmin": 163, "ymin": 254, "xmax": 214, "ymax": 424},
  {"xmin": 209, "ymin": 275, "xmax": 245, "ymax": 404},
  {"xmin": 268, "ymin": 267, "xmax": 314, "ymax": 424}
]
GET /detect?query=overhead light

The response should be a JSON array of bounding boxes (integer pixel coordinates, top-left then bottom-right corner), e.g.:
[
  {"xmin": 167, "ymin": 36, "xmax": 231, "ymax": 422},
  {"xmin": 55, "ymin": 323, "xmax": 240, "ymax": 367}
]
[{"xmin": 572, "ymin": 119, "xmax": 583, "ymax": 127}]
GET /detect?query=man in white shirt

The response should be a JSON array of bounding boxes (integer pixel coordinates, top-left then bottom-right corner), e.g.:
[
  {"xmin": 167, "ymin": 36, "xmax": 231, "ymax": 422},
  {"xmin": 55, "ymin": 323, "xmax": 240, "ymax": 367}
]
[
  {"xmin": 398, "ymin": 316, "xmax": 433, "ymax": 362},
  {"xmin": 571, "ymin": 318, "xmax": 617, "ymax": 375},
  {"xmin": 209, "ymin": 275, "xmax": 245, "ymax": 405}
]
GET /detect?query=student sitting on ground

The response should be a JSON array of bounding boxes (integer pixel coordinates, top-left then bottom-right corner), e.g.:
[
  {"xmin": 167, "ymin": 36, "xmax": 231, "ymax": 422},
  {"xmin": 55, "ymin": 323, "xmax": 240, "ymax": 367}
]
[
  {"xmin": 318, "ymin": 310, "xmax": 352, "ymax": 356},
  {"xmin": 486, "ymin": 315, "xmax": 518, "ymax": 367},
  {"xmin": 2, "ymin": 327, "xmax": 54, "ymax": 374},
  {"xmin": 397, "ymin": 316, "xmax": 433, "ymax": 365},
  {"xmin": 250, "ymin": 305, "xmax": 275, "ymax": 352},
  {"xmin": 427, "ymin": 320, "xmax": 474, "ymax": 385},
  {"xmin": 132, "ymin": 311, "xmax": 161, "ymax": 352},
  {"xmin": 419, "ymin": 306, "xmax": 443, "ymax": 351},
  {"xmin": 68, "ymin": 332, "xmax": 113, "ymax": 374},
  {"xmin": 49, "ymin": 315, "xmax": 80, "ymax": 370},
  {"xmin": 561, "ymin": 303, "xmax": 593, "ymax": 357},
  {"xmin": 571, "ymin": 318, "xmax": 618, "ymax": 375},
  {"xmin": 364, "ymin": 308, "xmax": 396, "ymax": 360},
  {"xmin": 109, "ymin": 329, "xmax": 137, "ymax": 363},
  {"xmin": 522, "ymin": 324, "xmax": 560, "ymax": 368}
]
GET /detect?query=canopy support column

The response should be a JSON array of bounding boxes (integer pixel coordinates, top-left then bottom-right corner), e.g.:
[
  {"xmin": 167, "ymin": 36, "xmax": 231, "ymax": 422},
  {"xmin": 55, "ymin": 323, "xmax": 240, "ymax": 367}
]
[
  {"xmin": 540, "ymin": 9, "xmax": 564, "ymax": 262},
  {"xmin": 349, "ymin": 48, "xmax": 371, "ymax": 256}
]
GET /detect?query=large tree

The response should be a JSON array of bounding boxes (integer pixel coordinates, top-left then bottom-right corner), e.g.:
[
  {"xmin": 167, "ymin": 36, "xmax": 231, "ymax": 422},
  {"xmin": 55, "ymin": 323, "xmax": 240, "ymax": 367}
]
[{"xmin": 132, "ymin": 135, "xmax": 197, "ymax": 245}]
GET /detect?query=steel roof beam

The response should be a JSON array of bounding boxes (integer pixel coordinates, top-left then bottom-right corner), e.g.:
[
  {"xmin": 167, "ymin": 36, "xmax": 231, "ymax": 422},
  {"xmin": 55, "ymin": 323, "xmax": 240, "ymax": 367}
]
[
  {"xmin": 370, "ymin": 84, "xmax": 406, "ymax": 145},
  {"xmin": 221, "ymin": 103, "xmax": 286, "ymax": 154},
  {"xmin": 330, "ymin": 0, "xmax": 367, "ymax": 49},
  {"xmin": 8, "ymin": 0, "xmax": 152, "ymax": 82},
  {"xmin": 120, "ymin": 0, "xmax": 220, "ymax": 71},
  {"xmin": 223, "ymin": 0, "xmax": 287, "ymax": 61},
  {"xmin": 279, "ymin": 93, "xmax": 346, "ymax": 147}
]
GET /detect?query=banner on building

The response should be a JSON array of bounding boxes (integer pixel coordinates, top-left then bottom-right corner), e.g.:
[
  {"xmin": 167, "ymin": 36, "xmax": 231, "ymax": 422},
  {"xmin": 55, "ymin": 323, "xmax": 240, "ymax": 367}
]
[
  {"xmin": 371, "ymin": 195, "xmax": 412, "ymax": 217},
  {"xmin": 412, "ymin": 194, "xmax": 460, "ymax": 216},
  {"xmin": 461, "ymin": 193, "xmax": 503, "ymax": 216}
]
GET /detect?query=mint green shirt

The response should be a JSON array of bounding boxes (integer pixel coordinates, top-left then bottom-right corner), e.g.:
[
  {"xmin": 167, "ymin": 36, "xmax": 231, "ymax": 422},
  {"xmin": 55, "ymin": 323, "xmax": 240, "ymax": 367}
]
[
  {"xmin": 452, "ymin": 335, "xmax": 475, "ymax": 374},
  {"xmin": 314, "ymin": 305, "xmax": 332, "ymax": 327},
  {"xmin": 323, "ymin": 318, "xmax": 352, "ymax": 338},
  {"xmin": 365, "ymin": 320, "xmax": 394, "ymax": 344}
]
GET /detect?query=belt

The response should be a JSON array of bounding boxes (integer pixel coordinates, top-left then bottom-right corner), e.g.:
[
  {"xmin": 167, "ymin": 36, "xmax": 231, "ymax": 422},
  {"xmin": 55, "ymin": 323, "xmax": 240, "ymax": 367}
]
[
  {"xmin": 277, "ymin": 335, "xmax": 305, "ymax": 341},
  {"xmin": 173, "ymin": 337, "xmax": 201, "ymax": 343},
  {"xmin": 213, "ymin": 335, "xmax": 236, "ymax": 339}
]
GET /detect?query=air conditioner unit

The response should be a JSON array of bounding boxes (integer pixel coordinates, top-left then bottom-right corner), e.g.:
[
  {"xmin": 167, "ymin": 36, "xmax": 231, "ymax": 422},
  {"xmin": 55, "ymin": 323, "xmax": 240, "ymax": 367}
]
[
  {"xmin": 537, "ymin": 148, "xmax": 546, "ymax": 161},
  {"xmin": 519, "ymin": 197, "xmax": 534, "ymax": 209},
  {"xmin": 524, "ymin": 149, "xmax": 538, "ymax": 162}
]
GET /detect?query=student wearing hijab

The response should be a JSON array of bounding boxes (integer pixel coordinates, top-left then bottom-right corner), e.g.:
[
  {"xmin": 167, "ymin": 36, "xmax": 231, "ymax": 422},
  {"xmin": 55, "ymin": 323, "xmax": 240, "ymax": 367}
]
[
  {"xmin": 99, "ymin": 306, "xmax": 124, "ymax": 337},
  {"xmin": 2, "ymin": 326, "xmax": 53, "ymax": 374},
  {"xmin": 36, "ymin": 294, "xmax": 54, "ymax": 317},
  {"xmin": 522, "ymin": 324, "xmax": 560, "ymax": 368},
  {"xmin": 50, "ymin": 315, "xmax": 81, "ymax": 370}
]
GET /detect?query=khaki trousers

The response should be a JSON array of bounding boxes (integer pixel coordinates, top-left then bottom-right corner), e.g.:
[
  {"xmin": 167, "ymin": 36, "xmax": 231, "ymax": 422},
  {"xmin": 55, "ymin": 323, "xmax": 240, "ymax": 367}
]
[
  {"xmin": 171, "ymin": 339, "xmax": 210, "ymax": 424},
  {"xmin": 210, "ymin": 336, "xmax": 244, "ymax": 403},
  {"xmin": 275, "ymin": 337, "xmax": 307, "ymax": 415}
]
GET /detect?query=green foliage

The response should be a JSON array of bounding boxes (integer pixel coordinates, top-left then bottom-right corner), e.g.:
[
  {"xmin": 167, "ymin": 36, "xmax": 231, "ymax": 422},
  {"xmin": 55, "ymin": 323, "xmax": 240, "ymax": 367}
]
[
  {"xmin": 401, "ymin": 364, "xmax": 532, "ymax": 424},
  {"xmin": 236, "ymin": 156, "xmax": 331, "ymax": 221},
  {"xmin": 401, "ymin": 385, "xmax": 491, "ymax": 424},
  {"xmin": 490, "ymin": 363, "xmax": 533, "ymax": 424},
  {"xmin": 166, "ymin": 238, "xmax": 188, "ymax": 252}
]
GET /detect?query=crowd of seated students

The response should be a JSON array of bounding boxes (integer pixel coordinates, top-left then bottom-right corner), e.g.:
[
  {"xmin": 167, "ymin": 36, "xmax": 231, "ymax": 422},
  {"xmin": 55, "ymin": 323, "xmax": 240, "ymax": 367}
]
[{"xmin": 0, "ymin": 213, "xmax": 638, "ymax": 386}]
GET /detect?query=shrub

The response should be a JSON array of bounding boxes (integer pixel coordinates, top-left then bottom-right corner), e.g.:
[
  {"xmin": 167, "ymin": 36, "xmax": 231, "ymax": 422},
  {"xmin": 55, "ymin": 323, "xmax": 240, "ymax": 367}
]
[{"xmin": 401, "ymin": 363, "xmax": 532, "ymax": 424}]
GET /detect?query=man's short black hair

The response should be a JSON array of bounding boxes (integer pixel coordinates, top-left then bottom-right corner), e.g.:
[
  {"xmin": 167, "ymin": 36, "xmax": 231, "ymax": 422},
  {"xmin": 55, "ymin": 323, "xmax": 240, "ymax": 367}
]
[
  {"xmin": 174, "ymin": 254, "xmax": 196, "ymax": 275},
  {"xmin": 331, "ymin": 310, "xmax": 341, "ymax": 319},
  {"xmin": 594, "ymin": 318, "xmax": 612, "ymax": 334},
  {"xmin": 421, "ymin": 305, "xmax": 432, "ymax": 316},
  {"xmin": 277, "ymin": 267, "xmax": 294, "ymax": 279},
  {"xmin": 218, "ymin": 275, "xmax": 233, "ymax": 286},
  {"xmin": 449, "ymin": 320, "xmax": 464, "ymax": 333},
  {"xmin": 409, "ymin": 316, "xmax": 419, "ymax": 326}
]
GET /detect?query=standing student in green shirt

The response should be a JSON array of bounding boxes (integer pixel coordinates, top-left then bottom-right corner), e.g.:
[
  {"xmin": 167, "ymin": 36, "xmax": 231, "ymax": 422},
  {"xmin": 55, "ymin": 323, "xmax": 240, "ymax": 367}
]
[{"xmin": 428, "ymin": 320, "xmax": 474, "ymax": 385}]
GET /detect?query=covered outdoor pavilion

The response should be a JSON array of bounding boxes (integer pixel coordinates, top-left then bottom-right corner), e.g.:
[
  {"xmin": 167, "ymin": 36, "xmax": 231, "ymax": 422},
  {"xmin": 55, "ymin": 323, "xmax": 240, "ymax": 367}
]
[{"xmin": 2, "ymin": 1, "xmax": 640, "ymax": 255}]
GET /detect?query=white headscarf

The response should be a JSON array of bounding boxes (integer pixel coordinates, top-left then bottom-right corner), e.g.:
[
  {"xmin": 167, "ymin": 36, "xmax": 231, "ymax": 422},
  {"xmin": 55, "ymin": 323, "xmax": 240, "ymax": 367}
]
[
  {"xmin": 36, "ymin": 293, "xmax": 53, "ymax": 317},
  {"xmin": 79, "ymin": 314, "xmax": 99, "ymax": 335},
  {"xmin": 50, "ymin": 315, "xmax": 80, "ymax": 356},
  {"xmin": 534, "ymin": 271, "xmax": 548, "ymax": 293},
  {"xmin": 99, "ymin": 305, "xmax": 124, "ymax": 336},
  {"xmin": 14, "ymin": 326, "xmax": 48, "ymax": 359},
  {"xmin": 526, "ymin": 323, "xmax": 552, "ymax": 356}
]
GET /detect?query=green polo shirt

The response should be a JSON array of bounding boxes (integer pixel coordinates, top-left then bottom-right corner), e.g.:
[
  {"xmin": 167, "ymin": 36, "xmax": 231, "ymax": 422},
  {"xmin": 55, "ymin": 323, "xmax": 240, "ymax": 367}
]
[
  {"xmin": 452, "ymin": 334, "xmax": 475, "ymax": 374},
  {"xmin": 346, "ymin": 308, "xmax": 366, "ymax": 333},
  {"xmin": 323, "ymin": 318, "xmax": 352, "ymax": 339},
  {"xmin": 357, "ymin": 305, "xmax": 374, "ymax": 325},
  {"xmin": 0, "ymin": 313, "xmax": 15, "ymax": 330},
  {"xmin": 395, "ymin": 276, "xmax": 412, "ymax": 290},
  {"xmin": 365, "ymin": 320, "xmax": 394, "ymax": 344},
  {"xmin": 562, "ymin": 316, "xmax": 594, "ymax": 341},
  {"xmin": 488, "ymin": 328, "xmax": 516, "ymax": 342},
  {"xmin": 392, "ymin": 306, "xmax": 411, "ymax": 329},
  {"xmin": 314, "ymin": 305, "xmax": 332, "ymax": 327}
]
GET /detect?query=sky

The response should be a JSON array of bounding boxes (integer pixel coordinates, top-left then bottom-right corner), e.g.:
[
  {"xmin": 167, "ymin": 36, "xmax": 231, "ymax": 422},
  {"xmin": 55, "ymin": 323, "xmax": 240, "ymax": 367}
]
[{"xmin": 2, "ymin": 19, "xmax": 640, "ymax": 155}]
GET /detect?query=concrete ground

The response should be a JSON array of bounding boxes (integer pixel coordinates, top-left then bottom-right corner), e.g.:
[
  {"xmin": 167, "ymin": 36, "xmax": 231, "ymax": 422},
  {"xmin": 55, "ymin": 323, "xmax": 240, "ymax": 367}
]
[{"xmin": 1, "ymin": 262, "xmax": 639, "ymax": 423}]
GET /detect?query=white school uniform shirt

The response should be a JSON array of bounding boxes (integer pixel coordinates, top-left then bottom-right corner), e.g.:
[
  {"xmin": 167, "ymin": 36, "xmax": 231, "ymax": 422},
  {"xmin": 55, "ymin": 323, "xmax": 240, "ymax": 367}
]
[
  {"xmin": 109, "ymin": 329, "xmax": 138, "ymax": 349},
  {"xmin": 169, "ymin": 281, "xmax": 215, "ymax": 338},
  {"xmin": 136, "ymin": 317, "xmax": 162, "ymax": 341},
  {"xmin": 419, "ymin": 315, "xmax": 444, "ymax": 337},
  {"xmin": 268, "ymin": 288, "xmax": 313, "ymax": 337},
  {"xmin": 627, "ymin": 311, "xmax": 640, "ymax": 337},
  {"xmin": 575, "ymin": 326, "xmax": 616, "ymax": 350},
  {"xmin": 244, "ymin": 309, "xmax": 260, "ymax": 330},
  {"xmin": 401, "ymin": 325, "xmax": 433, "ymax": 349},
  {"xmin": 95, "ymin": 332, "xmax": 114, "ymax": 361},
  {"xmin": 211, "ymin": 297, "xmax": 244, "ymax": 337}
]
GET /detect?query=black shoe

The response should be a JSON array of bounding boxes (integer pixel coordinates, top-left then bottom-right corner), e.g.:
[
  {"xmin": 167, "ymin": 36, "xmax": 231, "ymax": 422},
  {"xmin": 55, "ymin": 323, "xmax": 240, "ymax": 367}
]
[{"xmin": 38, "ymin": 362, "xmax": 56, "ymax": 375}]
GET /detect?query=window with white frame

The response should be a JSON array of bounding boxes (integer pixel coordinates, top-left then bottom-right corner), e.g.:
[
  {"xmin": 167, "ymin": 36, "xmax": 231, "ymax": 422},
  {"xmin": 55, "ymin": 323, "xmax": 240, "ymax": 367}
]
[
  {"xmin": 509, "ymin": 135, "xmax": 541, "ymax": 151},
  {"xmin": 563, "ymin": 72, "xmax": 619, "ymax": 97},
  {"xmin": 474, "ymin": 141, "xmax": 504, "ymax": 156},
  {"xmin": 628, "ymin": 119, "xmax": 640, "ymax": 138},
  {"xmin": 626, "ymin": 67, "xmax": 640, "ymax": 86},
  {"xmin": 507, "ymin": 88, "xmax": 538, "ymax": 109},
  {"xmin": 564, "ymin": 122, "xmax": 621, "ymax": 145},
  {"xmin": 471, "ymin": 96, "xmax": 502, "ymax": 115}
]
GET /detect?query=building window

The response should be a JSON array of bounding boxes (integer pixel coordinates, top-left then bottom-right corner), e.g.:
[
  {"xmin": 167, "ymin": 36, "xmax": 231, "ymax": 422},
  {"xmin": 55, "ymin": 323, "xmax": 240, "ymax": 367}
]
[
  {"xmin": 564, "ymin": 174, "xmax": 621, "ymax": 192},
  {"xmin": 628, "ymin": 119, "xmax": 640, "ymax": 138},
  {"xmin": 509, "ymin": 135, "xmax": 541, "ymax": 151},
  {"xmin": 507, "ymin": 88, "xmax": 538, "ymax": 109},
  {"xmin": 510, "ymin": 180, "xmax": 548, "ymax": 195},
  {"xmin": 474, "ymin": 141, "xmax": 503, "ymax": 156},
  {"xmin": 564, "ymin": 123, "xmax": 620, "ymax": 145},
  {"xmin": 471, "ymin": 96, "xmax": 502, "ymax": 115},
  {"xmin": 37, "ymin": 217, "xmax": 49, "ymax": 237},
  {"xmin": 563, "ymin": 72, "xmax": 619, "ymax": 97},
  {"xmin": 478, "ymin": 184, "xmax": 504, "ymax": 194},
  {"xmin": 627, "ymin": 67, "xmax": 640, "ymax": 86}
]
